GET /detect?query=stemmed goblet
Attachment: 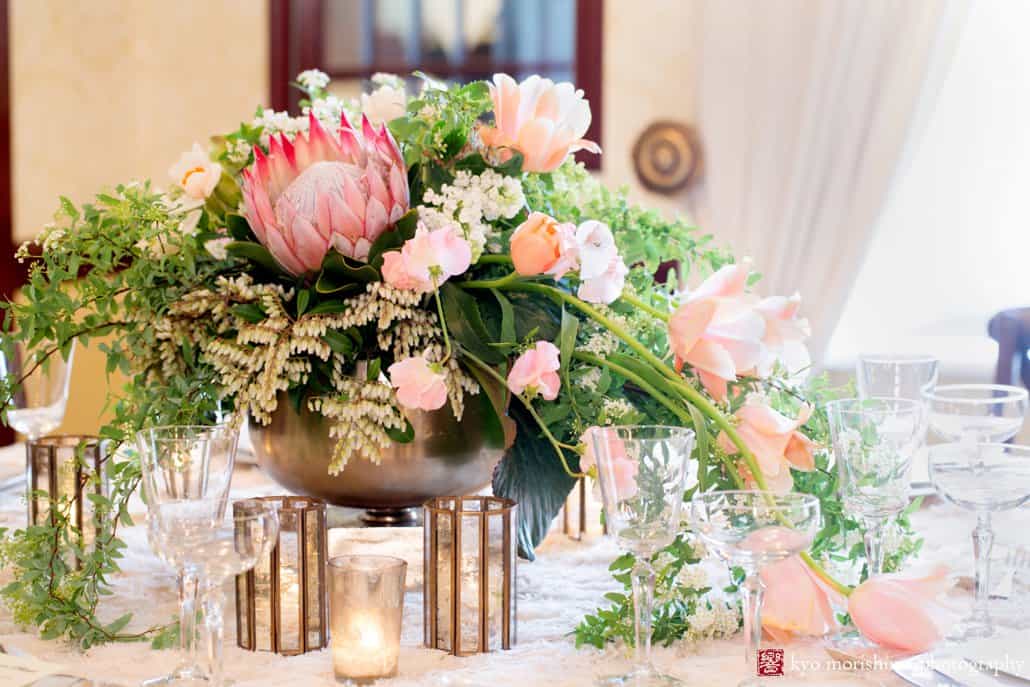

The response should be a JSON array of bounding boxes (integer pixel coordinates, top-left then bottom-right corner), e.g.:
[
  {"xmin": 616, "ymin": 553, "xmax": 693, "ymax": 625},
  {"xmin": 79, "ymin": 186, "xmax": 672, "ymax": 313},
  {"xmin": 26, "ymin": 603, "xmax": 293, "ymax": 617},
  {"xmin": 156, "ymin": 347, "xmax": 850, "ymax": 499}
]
[
  {"xmin": 929, "ymin": 443, "xmax": 1030, "ymax": 639},
  {"xmin": 148, "ymin": 500, "xmax": 279, "ymax": 687},
  {"xmin": 923, "ymin": 384, "xmax": 1027, "ymax": 445},
  {"xmin": 827, "ymin": 398, "xmax": 923, "ymax": 577},
  {"xmin": 691, "ymin": 491, "xmax": 821, "ymax": 687},
  {"xmin": 856, "ymin": 353, "xmax": 938, "ymax": 402},
  {"xmin": 589, "ymin": 425, "xmax": 696, "ymax": 687},
  {"xmin": 136, "ymin": 425, "xmax": 239, "ymax": 687},
  {"xmin": 1, "ymin": 337, "xmax": 76, "ymax": 440}
]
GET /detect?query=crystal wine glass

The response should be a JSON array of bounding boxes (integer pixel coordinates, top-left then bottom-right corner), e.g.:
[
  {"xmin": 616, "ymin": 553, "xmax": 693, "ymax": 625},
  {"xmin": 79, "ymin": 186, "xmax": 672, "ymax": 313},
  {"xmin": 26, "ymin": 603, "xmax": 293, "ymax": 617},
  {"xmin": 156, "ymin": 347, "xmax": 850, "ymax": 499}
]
[
  {"xmin": 691, "ymin": 491, "xmax": 821, "ymax": 687},
  {"xmin": 148, "ymin": 500, "xmax": 279, "ymax": 687},
  {"xmin": 929, "ymin": 443, "xmax": 1030, "ymax": 639},
  {"xmin": 923, "ymin": 384, "xmax": 1028, "ymax": 445},
  {"xmin": 827, "ymin": 398, "xmax": 923, "ymax": 576},
  {"xmin": 136, "ymin": 425, "xmax": 239, "ymax": 687},
  {"xmin": 589, "ymin": 425, "xmax": 696, "ymax": 687},
  {"xmin": 856, "ymin": 353, "xmax": 938, "ymax": 402},
  {"xmin": 0, "ymin": 337, "xmax": 76, "ymax": 440}
]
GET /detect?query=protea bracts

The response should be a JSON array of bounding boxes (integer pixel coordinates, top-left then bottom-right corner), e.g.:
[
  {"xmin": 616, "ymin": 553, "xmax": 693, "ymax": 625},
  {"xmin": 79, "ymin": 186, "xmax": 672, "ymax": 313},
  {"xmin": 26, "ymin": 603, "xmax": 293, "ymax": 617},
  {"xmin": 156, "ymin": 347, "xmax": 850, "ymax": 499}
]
[{"xmin": 240, "ymin": 112, "xmax": 409, "ymax": 275}]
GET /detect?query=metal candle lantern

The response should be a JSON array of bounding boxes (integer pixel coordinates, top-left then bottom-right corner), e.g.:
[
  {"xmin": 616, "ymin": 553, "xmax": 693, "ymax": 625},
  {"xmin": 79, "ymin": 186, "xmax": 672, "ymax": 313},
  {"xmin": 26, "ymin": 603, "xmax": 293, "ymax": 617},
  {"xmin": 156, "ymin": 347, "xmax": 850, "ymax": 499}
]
[
  {"xmin": 423, "ymin": 496, "xmax": 516, "ymax": 655},
  {"xmin": 234, "ymin": 496, "xmax": 328, "ymax": 655},
  {"xmin": 560, "ymin": 477, "xmax": 608, "ymax": 540},
  {"xmin": 27, "ymin": 435, "xmax": 107, "ymax": 567}
]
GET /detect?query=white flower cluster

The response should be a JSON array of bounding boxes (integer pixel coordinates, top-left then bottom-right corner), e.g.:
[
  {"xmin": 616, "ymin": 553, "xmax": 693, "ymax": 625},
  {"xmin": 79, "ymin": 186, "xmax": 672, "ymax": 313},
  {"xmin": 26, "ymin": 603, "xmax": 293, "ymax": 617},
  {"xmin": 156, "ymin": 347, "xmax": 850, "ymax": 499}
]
[
  {"xmin": 421, "ymin": 169, "xmax": 526, "ymax": 260},
  {"xmin": 252, "ymin": 108, "xmax": 307, "ymax": 146},
  {"xmin": 681, "ymin": 601, "xmax": 740, "ymax": 643},
  {"xmin": 297, "ymin": 68, "xmax": 330, "ymax": 92},
  {"xmin": 602, "ymin": 397, "xmax": 636, "ymax": 422}
]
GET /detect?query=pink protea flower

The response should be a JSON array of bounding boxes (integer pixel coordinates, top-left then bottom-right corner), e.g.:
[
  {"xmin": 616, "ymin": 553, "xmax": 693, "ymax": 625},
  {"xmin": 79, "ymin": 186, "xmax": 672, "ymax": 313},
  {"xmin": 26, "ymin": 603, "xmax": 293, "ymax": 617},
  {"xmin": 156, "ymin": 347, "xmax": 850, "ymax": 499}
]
[
  {"xmin": 507, "ymin": 341, "xmax": 561, "ymax": 400},
  {"xmin": 479, "ymin": 74, "xmax": 601, "ymax": 173},
  {"xmin": 240, "ymin": 112, "xmax": 409, "ymax": 275}
]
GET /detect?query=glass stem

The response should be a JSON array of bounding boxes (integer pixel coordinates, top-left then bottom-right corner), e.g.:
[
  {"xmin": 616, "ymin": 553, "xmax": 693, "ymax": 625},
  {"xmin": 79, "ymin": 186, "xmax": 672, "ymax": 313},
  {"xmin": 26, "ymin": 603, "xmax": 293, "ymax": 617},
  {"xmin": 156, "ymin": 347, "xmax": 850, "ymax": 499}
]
[
  {"xmin": 862, "ymin": 516, "xmax": 889, "ymax": 577},
  {"xmin": 203, "ymin": 584, "xmax": 226, "ymax": 687},
  {"xmin": 971, "ymin": 511, "xmax": 993, "ymax": 627},
  {"xmin": 631, "ymin": 561, "xmax": 656, "ymax": 674},
  {"xmin": 741, "ymin": 568, "xmax": 764, "ymax": 677},
  {"xmin": 178, "ymin": 570, "xmax": 202, "ymax": 675}
]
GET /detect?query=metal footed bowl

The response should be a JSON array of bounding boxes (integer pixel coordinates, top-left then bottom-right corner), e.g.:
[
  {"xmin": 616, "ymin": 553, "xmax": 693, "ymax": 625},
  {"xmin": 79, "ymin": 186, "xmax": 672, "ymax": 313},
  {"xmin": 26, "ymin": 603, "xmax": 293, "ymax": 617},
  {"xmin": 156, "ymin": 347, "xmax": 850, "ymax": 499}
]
[{"xmin": 250, "ymin": 393, "xmax": 502, "ymax": 525}]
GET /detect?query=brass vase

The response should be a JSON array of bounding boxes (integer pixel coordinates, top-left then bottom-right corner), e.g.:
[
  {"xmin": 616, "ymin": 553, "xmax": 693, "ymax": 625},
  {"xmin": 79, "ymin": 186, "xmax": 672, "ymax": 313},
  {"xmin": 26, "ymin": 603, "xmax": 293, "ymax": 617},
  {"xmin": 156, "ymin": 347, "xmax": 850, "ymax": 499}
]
[{"xmin": 250, "ymin": 393, "xmax": 502, "ymax": 525}]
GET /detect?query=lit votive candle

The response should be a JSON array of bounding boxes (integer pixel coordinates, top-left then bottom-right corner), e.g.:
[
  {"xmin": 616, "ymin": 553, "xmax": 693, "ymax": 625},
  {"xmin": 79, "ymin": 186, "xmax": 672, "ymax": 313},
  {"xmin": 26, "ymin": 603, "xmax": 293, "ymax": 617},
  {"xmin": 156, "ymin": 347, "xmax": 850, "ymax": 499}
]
[{"xmin": 329, "ymin": 555, "xmax": 407, "ymax": 683}]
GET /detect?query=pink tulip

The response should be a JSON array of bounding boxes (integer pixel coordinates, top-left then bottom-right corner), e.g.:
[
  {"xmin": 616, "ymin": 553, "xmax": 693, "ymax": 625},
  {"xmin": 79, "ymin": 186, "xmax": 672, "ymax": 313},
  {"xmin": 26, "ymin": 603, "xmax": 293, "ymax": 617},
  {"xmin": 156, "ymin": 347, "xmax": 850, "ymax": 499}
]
[
  {"xmin": 387, "ymin": 355, "xmax": 448, "ymax": 411},
  {"xmin": 849, "ymin": 566, "xmax": 952, "ymax": 652},
  {"xmin": 668, "ymin": 261, "xmax": 765, "ymax": 402},
  {"xmin": 716, "ymin": 397, "xmax": 816, "ymax": 492},
  {"xmin": 581, "ymin": 427, "xmax": 638, "ymax": 500},
  {"xmin": 507, "ymin": 341, "xmax": 561, "ymax": 400},
  {"xmin": 760, "ymin": 555, "xmax": 841, "ymax": 640},
  {"xmin": 380, "ymin": 224, "xmax": 472, "ymax": 292},
  {"xmin": 240, "ymin": 112, "xmax": 409, "ymax": 275},
  {"xmin": 479, "ymin": 74, "xmax": 601, "ymax": 173}
]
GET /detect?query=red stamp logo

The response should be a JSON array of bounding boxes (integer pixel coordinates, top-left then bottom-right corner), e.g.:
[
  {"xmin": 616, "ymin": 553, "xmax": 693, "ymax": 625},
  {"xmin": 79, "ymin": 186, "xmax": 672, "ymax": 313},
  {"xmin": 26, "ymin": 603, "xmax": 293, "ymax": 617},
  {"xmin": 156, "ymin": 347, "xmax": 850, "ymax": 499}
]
[{"xmin": 757, "ymin": 648, "xmax": 785, "ymax": 677}]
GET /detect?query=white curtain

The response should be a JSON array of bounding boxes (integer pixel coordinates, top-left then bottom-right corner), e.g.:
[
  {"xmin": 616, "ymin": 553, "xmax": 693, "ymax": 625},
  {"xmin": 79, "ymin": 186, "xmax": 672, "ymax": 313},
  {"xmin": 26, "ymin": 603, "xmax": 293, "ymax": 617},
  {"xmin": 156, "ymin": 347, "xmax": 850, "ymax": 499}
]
[{"xmin": 687, "ymin": 0, "xmax": 968, "ymax": 361}]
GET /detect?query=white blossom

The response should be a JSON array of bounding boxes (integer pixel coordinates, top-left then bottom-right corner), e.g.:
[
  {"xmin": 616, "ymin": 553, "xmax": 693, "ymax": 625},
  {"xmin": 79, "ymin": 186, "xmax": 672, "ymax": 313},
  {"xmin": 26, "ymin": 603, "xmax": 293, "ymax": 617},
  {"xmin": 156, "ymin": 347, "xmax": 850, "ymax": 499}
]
[
  {"xmin": 297, "ymin": 69, "xmax": 330, "ymax": 91},
  {"xmin": 421, "ymin": 169, "xmax": 525, "ymax": 261}
]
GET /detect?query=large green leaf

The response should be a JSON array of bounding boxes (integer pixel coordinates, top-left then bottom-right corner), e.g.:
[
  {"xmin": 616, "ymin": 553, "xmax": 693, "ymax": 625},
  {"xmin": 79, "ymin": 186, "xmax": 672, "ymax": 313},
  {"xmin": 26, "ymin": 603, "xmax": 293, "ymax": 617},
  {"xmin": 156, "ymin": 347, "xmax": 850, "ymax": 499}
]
[
  {"xmin": 225, "ymin": 241, "xmax": 290, "ymax": 277},
  {"xmin": 225, "ymin": 213, "xmax": 257, "ymax": 242},
  {"xmin": 315, "ymin": 253, "xmax": 379, "ymax": 294},
  {"xmin": 492, "ymin": 403, "xmax": 578, "ymax": 560},
  {"xmin": 441, "ymin": 283, "xmax": 504, "ymax": 364},
  {"xmin": 510, "ymin": 292, "xmax": 562, "ymax": 342},
  {"xmin": 558, "ymin": 307, "xmax": 578, "ymax": 389},
  {"xmin": 368, "ymin": 209, "xmax": 418, "ymax": 269}
]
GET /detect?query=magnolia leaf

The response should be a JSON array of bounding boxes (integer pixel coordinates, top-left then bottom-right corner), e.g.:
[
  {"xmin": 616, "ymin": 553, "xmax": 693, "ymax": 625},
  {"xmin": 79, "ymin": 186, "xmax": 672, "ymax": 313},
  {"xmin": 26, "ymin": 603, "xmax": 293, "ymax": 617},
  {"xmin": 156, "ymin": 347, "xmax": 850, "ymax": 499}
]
[
  {"xmin": 226, "ymin": 213, "xmax": 257, "ymax": 242},
  {"xmin": 492, "ymin": 403, "xmax": 577, "ymax": 560},
  {"xmin": 225, "ymin": 241, "xmax": 289, "ymax": 276},
  {"xmin": 368, "ymin": 209, "xmax": 419, "ymax": 268},
  {"xmin": 316, "ymin": 253, "xmax": 379, "ymax": 294},
  {"xmin": 464, "ymin": 361, "xmax": 513, "ymax": 450},
  {"xmin": 491, "ymin": 289, "xmax": 517, "ymax": 345},
  {"xmin": 441, "ymin": 283, "xmax": 504, "ymax": 364}
]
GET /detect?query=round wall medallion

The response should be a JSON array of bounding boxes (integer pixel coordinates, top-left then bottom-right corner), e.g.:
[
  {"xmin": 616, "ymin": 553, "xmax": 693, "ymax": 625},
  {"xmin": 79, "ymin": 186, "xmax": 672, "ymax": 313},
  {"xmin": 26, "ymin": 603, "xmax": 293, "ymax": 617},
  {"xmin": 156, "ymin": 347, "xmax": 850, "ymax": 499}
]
[{"xmin": 631, "ymin": 121, "xmax": 701, "ymax": 194}]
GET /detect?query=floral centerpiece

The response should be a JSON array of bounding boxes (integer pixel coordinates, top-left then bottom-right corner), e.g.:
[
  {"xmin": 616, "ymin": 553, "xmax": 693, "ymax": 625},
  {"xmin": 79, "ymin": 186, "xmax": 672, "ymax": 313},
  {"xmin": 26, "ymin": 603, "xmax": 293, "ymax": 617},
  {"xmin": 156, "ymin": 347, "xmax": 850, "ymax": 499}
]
[{"xmin": 0, "ymin": 70, "xmax": 936, "ymax": 651}]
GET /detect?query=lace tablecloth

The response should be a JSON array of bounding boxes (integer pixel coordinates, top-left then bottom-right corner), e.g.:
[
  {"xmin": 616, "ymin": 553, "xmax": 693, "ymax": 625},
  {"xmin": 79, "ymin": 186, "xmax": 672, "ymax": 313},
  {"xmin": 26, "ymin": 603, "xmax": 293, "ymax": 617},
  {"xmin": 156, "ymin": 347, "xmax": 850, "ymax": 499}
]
[{"xmin": 0, "ymin": 443, "xmax": 1027, "ymax": 687}]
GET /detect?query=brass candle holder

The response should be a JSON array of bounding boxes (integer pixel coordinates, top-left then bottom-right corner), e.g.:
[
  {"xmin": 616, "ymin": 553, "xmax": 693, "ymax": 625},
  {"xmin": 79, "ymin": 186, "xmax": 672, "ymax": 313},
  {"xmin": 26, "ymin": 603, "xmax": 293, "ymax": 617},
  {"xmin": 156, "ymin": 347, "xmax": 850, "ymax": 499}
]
[
  {"xmin": 234, "ymin": 496, "xmax": 328, "ymax": 655},
  {"xmin": 560, "ymin": 477, "xmax": 608, "ymax": 540},
  {"xmin": 423, "ymin": 496, "xmax": 516, "ymax": 656},
  {"xmin": 26, "ymin": 435, "xmax": 107, "ymax": 568}
]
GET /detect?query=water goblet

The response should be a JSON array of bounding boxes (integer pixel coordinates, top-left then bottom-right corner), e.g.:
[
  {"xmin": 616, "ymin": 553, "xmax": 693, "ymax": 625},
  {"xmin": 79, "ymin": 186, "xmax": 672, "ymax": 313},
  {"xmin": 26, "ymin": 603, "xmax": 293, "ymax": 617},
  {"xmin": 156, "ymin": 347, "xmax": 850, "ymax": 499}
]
[
  {"xmin": 136, "ymin": 424, "xmax": 239, "ymax": 687},
  {"xmin": 1, "ymin": 337, "xmax": 76, "ymax": 440},
  {"xmin": 856, "ymin": 353, "xmax": 938, "ymax": 402},
  {"xmin": 827, "ymin": 398, "xmax": 923, "ymax": 577},
  {"xmin": 149, "ymin": 499, "xmax": 279, "ymax": 687},
  {"xmin": 690, "ymin": 491, "xmax": 821, "ymax": 687},
  {"xmin": 923, "ymin": 384, "xmax": 1027, "ymax": 444},
  {"xmin": 589, "ymin": 425, "xmax": 696, "ymax": 687},
  {"xmin": 929, "ymin": 443, "xmax": 1030, "ymax": 640}
]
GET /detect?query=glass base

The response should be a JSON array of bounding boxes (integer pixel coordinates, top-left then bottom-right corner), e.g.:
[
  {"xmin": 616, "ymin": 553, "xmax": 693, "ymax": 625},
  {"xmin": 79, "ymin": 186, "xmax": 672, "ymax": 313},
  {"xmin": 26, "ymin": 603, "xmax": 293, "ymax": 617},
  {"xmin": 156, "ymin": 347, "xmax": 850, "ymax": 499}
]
[
  {"xmin": 596, "ymin": 667, "xmax": 684, "ymax": 686},
  {"xmin": 141, "ymin": 666, "xmax": 212, "ymax": 687},
  {"xmin": 824, "ymin": 631, "xmax": 912, "ymax": 669},
  {"xmin": 945, "ymin": 615, "xmax": 994, "ymax": 642}
]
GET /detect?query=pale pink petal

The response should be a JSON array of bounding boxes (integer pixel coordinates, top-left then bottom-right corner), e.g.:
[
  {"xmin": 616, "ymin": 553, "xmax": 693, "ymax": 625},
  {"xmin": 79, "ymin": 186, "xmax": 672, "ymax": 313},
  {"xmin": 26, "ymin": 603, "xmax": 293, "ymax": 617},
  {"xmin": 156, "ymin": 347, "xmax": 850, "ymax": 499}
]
[
  {"xmin": 761, "ymin": 556, "xmax": 838, "ymax": 637},
  {"xmin": 683, "ymin": 338, "xmax": 737, "ymax": 381},
  {"xmin": 669, "ymin": 299, "xmax": 719, "ymax": 360},
  {"xmin": 850, "ymin": 569, "xmax": 951, "ymax": 653}
]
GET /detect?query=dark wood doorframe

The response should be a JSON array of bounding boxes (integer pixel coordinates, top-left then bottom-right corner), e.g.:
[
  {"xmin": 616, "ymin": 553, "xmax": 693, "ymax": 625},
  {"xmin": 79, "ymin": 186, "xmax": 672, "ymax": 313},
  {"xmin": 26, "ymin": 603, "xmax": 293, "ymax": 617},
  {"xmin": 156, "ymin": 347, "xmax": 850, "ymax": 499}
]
[{"xmin": 0, "ymin": 0, "xmax": 16, "ymax": 446}]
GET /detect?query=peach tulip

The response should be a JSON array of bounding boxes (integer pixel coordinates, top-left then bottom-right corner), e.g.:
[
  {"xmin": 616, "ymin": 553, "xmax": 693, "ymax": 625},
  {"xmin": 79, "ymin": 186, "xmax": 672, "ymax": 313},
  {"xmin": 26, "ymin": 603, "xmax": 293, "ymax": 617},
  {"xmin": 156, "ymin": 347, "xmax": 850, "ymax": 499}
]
[
  {"xmin": 716, "ymin": 396, "xmax": 816, "ymax": 492},
  {"xmin": 755, "ymin": 293, "xmax": 811, "ymax": 377},
  {"xmin": 507, "ymin": 341, "xmax": 561, "ymax": 400},
  {"xmin": 169, "ymin": 143, "xmax": 222, "ymax": 200},
  {"xmin": 760, "ymin": 556, "xmax": 840, "ymax": 640},
  {"xmin": 581, "ymin": 427, "xmax": 638, "ymax": 500},
  {"xmin": 479, "ymin": 74, "xmax": 601, "ymax": 173},
  {"xmin": 668, "ymin": 261, "xmax": 764, "ymax": 402},
  {"xmin": 387, "ymin": 355, "xmax": 448, "ymax": 411},
  {"xmin": 849, "ymin": 566, "xmax": 952, "ymax": 652},
  {"xmin": 509, "ymin": 212, "xmax": 576, "ymax": 277},
  {"xmin": 381, "ymin": 224, "xmax": 472, "ymax": 292}
]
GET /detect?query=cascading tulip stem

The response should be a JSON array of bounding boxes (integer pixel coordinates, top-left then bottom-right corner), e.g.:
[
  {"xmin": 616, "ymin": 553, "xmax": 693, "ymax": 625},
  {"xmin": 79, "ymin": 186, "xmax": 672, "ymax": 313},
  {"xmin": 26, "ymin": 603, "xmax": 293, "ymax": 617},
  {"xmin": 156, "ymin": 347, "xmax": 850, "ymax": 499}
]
[{"xmin": 462, "ymin": 275, "xmax": 854, "ymax": 596}]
